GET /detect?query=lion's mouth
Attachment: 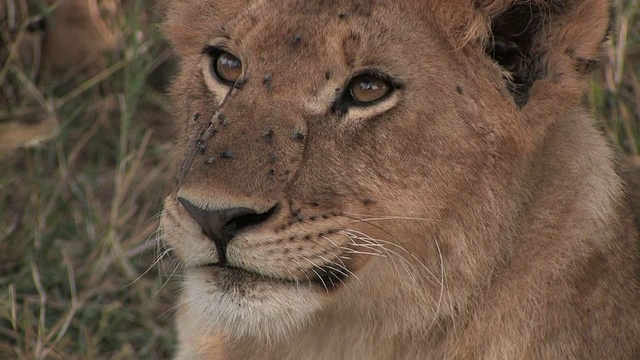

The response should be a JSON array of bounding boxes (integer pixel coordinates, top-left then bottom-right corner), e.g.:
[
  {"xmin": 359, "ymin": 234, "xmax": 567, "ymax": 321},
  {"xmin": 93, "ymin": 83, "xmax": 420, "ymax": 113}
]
[
  {"xmin": 197, "ymin": 261, "xmax": 349, "ymax": 291},
  {"xmin": 197, "ymin": 262, "xmax": 295, "ymax": 284},
  {"xmin": 198, "ymin": 263, "xmax": 266, "ymax": 282}
]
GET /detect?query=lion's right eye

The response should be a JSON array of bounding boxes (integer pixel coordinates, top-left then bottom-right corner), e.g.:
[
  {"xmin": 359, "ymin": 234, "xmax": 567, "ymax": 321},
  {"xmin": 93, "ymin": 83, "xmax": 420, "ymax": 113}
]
[
  {"xmin": 348, "ymin": 75, "xmax": 391, "ymax": 104},
  {"xmin": 209, "ymin": 49, "xmax": 243, "ymax": 85}
]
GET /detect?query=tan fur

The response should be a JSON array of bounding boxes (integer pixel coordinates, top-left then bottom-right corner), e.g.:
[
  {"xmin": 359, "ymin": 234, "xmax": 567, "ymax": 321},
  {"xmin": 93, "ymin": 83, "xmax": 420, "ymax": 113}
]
[{"xmin": 160, "ymin": 0, "xmax": 640, "ymax": 358}]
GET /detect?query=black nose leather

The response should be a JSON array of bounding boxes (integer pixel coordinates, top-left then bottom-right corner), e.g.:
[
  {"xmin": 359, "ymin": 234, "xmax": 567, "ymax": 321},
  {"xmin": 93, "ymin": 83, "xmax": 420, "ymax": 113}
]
[{"xmin": 178, "ymin": 197, "xmax": 274, "ymax": 264}]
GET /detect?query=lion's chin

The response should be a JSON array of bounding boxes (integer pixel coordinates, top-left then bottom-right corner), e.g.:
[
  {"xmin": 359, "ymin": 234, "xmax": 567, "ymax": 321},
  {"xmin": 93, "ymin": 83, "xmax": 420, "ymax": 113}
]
[{"xmin": 179, "ymin": 266, "xmax": 323, "ymax": 341}]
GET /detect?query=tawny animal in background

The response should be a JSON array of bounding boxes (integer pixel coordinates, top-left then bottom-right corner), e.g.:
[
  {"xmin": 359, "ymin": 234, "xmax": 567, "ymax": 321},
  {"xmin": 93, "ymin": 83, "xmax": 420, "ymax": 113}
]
[{"xmin": 0, "ymin": 0, "xmax": 116, "ymax": 156}]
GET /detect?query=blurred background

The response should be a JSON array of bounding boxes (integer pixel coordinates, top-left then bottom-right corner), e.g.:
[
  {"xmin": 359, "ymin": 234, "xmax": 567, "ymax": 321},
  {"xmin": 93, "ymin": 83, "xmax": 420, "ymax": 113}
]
[{"xmin": 0, "ymin": 0, "xmax": 638, "ymax": 358}]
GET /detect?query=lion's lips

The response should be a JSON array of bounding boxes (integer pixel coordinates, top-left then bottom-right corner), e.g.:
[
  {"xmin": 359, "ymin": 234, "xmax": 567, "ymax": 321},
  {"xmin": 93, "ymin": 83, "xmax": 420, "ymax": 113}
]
[
  {"xmin": 198, "ymin": 263, "xmax": 260, "ymax": 277},
  {"xmin": 195, "ymin": 261, "xmax": 349, "ymax": 291},
  {"xmin": 197, "ymin": 263, "xmax": 291, "ymax": 285}
]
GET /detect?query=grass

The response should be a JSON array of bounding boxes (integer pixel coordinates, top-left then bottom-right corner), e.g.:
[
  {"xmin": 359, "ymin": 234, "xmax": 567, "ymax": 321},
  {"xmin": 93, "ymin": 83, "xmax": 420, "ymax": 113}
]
[
  {"xmin": 592, "ymin": 0, "xmax": 640, "ymax": 160},
  {"xmin": 1, "ymin": 1, "xmax": 177, "ymax": 358},
  {"xmin": 0, "ymin": 0, "xmax": 638, "ymax": 359}
]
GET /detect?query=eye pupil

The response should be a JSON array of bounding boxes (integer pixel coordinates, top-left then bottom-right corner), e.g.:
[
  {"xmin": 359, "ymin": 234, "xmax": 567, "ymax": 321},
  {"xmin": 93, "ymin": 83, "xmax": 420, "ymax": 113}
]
[
  {"xmin": 360, "ymin": 80, "xmax": 375, "ymax": 90},
  {"xmin": 359, "ymin": 77, "xmax": 382, "ymax": 91},
  {"xmin": 211, "ymin": 50, "xmax": 243, "ymax": 84},
  {"xmin": 220, "ymin": 55, "xmax": 240, "ymax": 69},
  {"xmin": 349, "ymin": 75, "xmax": 391, "ymax": 104}
]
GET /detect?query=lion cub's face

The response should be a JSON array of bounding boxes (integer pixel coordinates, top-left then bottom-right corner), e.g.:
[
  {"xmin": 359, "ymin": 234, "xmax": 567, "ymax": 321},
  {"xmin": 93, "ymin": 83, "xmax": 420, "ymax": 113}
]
[{"xmin": 161, "ymin": 0, "xmax": 517, "ymax": 339}]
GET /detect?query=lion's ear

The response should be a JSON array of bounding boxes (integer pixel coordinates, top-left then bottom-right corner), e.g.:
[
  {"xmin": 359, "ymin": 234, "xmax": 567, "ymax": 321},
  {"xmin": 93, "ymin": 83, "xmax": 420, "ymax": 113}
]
[
  {"xmin": 467, "ymin": 0, "xmax": 616, "ymax": 108},
  {"xmin": 162, "ymin": 0, "xmax": 250, "ymax": 56}
]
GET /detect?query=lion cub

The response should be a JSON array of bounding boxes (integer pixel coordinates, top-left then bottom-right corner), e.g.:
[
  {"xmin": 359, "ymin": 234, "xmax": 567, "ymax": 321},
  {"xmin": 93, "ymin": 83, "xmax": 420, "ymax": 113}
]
[{"xmin": 160, "ymin": 0, "xmax": 640, "ymax": 358}]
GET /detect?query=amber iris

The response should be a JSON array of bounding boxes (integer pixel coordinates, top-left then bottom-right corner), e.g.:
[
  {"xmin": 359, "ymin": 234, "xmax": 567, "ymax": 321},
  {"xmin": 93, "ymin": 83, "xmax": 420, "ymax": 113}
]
[
  {"xmin": 349, "ymin": 75, "xmax": 390, "ymax": 104},
  {"xmin": 214, "ymin": 51, "xmax": 242, "ymax": 83}
]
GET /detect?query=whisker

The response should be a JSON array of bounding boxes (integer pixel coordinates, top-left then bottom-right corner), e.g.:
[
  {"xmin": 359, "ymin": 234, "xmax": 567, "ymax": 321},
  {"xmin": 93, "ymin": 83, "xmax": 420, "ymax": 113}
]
[
  {"xmin": 304, "ymin": 258, "xmax": 329, "ymax": 294},
  {"xmin": 151, "ymin": 259, "xmax": 182, "ymax": 299},
  {"xmin": 290, "ymin": 258, "xmax": 314, "ymax": 287},
  {"xmin": 344, "ymin": 231, "xmax": 419, "ymax": 284},
  {"xmin": 318, "ymin": 235, "xmax": 362, "ymax": 283},
  {"xmin": 141, "ymin": 211, "xmax": 164, "ymax": 230},
  {"xmin": 284, "ymin": 268, "xmax": 302, "ymax": 288},
  {"xmin": 349, "ymin": 242, "xmax": 386, "ymax": 253},
  {"xmin": 427, "ymin": 234, "xmax": 446, "ymax": 333},
  {"xmin": 319, "ymin": 236, "xmax": 351, "ymax": 267},
  {"xmin": 126, "ymin": 246, "xmax": 173, "ymax": 287},
  {"xmin": 342, "ymin": 228, "xmax": 443, "ymax": 286},
  {"xmin": 316, "ymin": 255, "xmax": 351, "ymax": 286},
  {"xmin": 341, "ymin": 246, "xmax": 385, "ymax": 257},
  {"xmin": 344, "ymin": 214, "xmax": 436, "ymax": 223},
  {"xmin": 340, "ymin": 230, "xmax": 414, "ymax": 292}
]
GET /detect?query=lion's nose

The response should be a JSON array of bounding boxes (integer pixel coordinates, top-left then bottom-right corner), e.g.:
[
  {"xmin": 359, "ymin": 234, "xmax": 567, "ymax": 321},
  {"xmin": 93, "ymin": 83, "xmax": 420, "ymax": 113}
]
[{"xmin": 177, "ymin": 197, "xmax": 275, "ymax": 264}]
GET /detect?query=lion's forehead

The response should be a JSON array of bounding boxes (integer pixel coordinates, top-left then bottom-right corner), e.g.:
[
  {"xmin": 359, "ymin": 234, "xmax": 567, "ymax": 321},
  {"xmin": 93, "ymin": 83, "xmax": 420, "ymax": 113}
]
[{"xmin": 224, "ymin": 0, "xmax": 408, "ymax": 65}]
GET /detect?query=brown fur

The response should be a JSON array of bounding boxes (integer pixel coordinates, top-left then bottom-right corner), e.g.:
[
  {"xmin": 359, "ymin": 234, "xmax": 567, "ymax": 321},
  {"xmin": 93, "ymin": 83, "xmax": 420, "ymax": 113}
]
[{"xmin": 160, "ymin": 0, "xmax": 640, "ymax": 358}]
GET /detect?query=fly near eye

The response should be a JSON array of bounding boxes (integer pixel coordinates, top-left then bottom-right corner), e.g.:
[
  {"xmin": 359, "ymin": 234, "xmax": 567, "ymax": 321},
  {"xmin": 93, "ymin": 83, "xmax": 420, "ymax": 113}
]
[
  {"xmin": 349, "ymin": 75, "xmax": 391, "ymax": 104},
  {"xmin": 211, "ymin": 51, "xmax": 243, "ymax": 84}
]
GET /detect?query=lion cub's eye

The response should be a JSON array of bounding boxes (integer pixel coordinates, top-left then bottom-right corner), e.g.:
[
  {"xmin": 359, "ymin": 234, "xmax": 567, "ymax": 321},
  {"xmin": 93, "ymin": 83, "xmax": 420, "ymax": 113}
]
[
  {"xmin": 348, "ymin": 75, "xmax": 391, "ymax": 104},
  {"xmin": 211, "ymin": 50, "xmax": 243, "ymax": 84}
]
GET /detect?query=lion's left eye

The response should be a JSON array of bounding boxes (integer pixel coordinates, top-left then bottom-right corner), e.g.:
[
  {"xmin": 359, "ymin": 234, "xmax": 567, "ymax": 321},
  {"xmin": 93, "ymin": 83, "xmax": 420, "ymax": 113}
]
[
  {"xmin": 348, "ymin": 75, "xmax": 391, "ymax": 104},
  {"xmin": 209, "ymin": 49, "xmax": 243, "ymax": 84}
]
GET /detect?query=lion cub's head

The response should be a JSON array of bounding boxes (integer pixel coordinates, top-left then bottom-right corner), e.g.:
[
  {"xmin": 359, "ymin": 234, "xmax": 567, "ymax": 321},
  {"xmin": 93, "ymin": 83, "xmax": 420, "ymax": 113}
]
[{"xmin": 161, "ymin": 0, "xmax": 614, "ymax": 343}]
